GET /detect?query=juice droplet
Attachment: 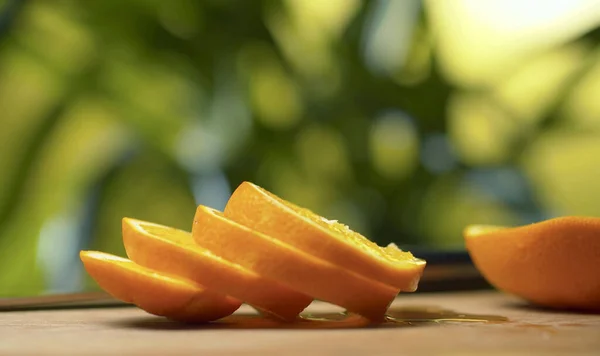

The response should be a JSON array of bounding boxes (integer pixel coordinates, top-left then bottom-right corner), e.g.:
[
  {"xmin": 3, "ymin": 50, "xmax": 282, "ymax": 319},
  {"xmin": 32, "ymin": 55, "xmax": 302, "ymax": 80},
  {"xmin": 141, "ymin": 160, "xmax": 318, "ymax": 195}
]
[
  {"xmin": 299, "ymin": 312, "xmax": 372, "ymax": 328},
  {"xmin": 300, "ymin": 312, "xmax": 349, "ymax": 322}
]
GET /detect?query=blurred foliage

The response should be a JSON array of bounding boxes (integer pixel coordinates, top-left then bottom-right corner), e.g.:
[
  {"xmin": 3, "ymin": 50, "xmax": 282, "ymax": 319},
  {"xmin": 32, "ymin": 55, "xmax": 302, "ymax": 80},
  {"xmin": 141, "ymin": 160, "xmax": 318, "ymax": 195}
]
[{"xmin": 1, "ymin": 0, "xmax": 600, "ymax": 295}]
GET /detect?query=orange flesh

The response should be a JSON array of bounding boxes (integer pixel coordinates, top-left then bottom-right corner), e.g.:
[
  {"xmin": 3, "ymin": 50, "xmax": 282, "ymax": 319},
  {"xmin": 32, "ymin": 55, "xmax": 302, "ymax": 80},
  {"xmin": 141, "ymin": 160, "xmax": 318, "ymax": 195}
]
[{"xmin": 268, "ymin": 190, "xmax": 416, "ymax": 263}]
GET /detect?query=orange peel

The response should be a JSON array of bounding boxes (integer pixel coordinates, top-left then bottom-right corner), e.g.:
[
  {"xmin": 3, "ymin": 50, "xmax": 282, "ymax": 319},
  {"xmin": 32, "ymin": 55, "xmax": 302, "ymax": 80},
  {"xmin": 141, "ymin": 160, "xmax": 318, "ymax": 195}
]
[
  {"xmin": 80, "ymin": 251, "xmax": 241, "ymax": 322},
  {"xmin": 465, "ymin": 217, "xmax": 600, "ymax": 311}
]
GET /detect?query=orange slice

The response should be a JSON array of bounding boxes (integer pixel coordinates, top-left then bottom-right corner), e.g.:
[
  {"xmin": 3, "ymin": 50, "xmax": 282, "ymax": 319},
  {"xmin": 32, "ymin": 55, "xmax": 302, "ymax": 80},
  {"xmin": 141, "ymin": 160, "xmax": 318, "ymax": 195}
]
[
  {"xmin": 80, "ymin": 251, "xmax": 241, "ymax": 322},
  {"xmin": 122, "ymin": 218, "xmax": 313, "ymax": 321},
  {"xmin": 464, "ymin": 217, "xmax": 600, "ymax": 311},
  {"xmin": 223, "ymin": 181, "xmax": 425, "ymax": 290},
  {"xmin": 192, "ymin": 205, "xmax": 400, "ymax": 321}
]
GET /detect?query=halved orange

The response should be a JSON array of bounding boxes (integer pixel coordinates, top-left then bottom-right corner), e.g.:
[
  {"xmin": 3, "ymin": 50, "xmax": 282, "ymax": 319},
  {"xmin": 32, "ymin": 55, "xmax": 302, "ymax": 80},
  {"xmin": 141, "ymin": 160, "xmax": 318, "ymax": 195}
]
[
  {"xmin": 465, "ymin": 217, "xmax": 600, "ymax": 311},
  {"xmin": 223, "ymin": 181, "xmax": 425, "ymax": 291},
  {"xmin": 122, "ymin": 218, "xmax": 313, "ymax": 321},
  {"xmin": 192, "ymin": 205, "xmax": 400, "ymax": 321},
  {"xmin": 80, "ymin": 251, "xmax": 241, "ymax": 322}
]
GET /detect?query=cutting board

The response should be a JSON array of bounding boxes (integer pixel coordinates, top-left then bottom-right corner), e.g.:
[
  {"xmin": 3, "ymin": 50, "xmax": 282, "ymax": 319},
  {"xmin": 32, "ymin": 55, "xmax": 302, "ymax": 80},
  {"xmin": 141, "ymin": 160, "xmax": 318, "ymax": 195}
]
[{"xmin": 1, "ymin": 291, "xmax": 599, "ymax": 355}]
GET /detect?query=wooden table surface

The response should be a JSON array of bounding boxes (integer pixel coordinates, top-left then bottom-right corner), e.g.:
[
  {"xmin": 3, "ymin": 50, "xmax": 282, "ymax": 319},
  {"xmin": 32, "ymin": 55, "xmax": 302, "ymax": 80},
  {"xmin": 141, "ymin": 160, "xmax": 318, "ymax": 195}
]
[{"xmin": 1, "ymin": 291, "xmax": 599, "ymax": 355}]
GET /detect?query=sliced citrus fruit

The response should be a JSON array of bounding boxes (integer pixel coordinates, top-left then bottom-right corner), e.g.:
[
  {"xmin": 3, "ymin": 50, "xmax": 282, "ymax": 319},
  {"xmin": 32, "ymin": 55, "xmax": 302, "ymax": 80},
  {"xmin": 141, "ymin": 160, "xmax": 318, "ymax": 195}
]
[
  {"xmin": 192, "ymin": 205, "xmax": 400, "ymax": 321},
  {"xmin": 464, "ymin": 217, "xmax": 600, "ymax": 311},
  {"xmin": 80, "ymin": 251, "xmax": 241, "ymax": 322},
  {"xmin": 122, "ymin": 218, "xmax": 313, "ymax": 321},
  {"xmin": 223, "ymin": 181, "xmax": 425, "ymax": 291}
]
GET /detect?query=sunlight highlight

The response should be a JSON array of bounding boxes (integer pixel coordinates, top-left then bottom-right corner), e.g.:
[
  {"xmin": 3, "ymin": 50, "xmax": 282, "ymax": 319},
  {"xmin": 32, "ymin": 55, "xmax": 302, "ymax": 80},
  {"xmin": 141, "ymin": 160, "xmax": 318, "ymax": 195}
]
[{"xmin": 427, "ymin": 0, "xmax": 600, "ymax": 86}]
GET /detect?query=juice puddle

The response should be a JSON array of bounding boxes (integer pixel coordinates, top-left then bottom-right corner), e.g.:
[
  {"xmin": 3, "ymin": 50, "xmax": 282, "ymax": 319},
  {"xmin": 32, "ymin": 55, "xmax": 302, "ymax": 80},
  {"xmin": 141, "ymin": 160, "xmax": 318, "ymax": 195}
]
[
  {"xmin": 209, "ymin": 312, "xmax": 370, "ymax": 329},
  {"xmin": 384, "ymin": 306, "xmax": 508, "ymax": 326},
  {"xmin": 205, "ymin": 306, "xmax": 508, "ymax": 329}
]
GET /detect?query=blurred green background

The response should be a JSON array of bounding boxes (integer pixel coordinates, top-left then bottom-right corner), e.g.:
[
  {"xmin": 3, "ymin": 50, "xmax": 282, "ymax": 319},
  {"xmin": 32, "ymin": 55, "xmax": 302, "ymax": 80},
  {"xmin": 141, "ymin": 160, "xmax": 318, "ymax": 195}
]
[{"xmin": 1, "ymin": 0, "xmax": 600, "ymax": 296}]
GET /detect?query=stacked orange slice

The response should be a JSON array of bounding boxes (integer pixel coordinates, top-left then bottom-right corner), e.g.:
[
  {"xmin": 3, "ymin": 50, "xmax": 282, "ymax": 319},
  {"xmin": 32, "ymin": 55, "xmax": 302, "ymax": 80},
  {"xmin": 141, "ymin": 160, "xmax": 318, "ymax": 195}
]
[
  {"xmin": 81, "ymin": 181, "xmax": 426, "ymax": 323},
  {"xmin": 80, "ymin": 251, "xmax": 241, "ymax": 322}
]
